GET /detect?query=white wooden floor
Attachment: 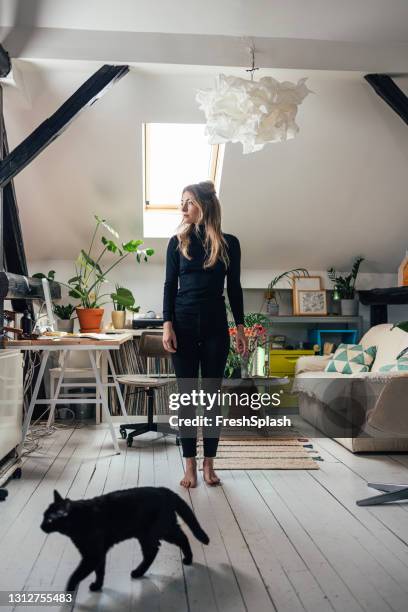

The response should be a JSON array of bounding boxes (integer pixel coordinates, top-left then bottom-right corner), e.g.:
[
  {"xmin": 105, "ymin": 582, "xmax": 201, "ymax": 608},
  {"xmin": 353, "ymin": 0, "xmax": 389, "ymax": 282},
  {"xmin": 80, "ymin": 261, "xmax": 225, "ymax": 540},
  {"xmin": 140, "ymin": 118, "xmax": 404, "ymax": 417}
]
[{"xmin": 2, "ymin": 425, "xmax": 408, "ymax": 612}]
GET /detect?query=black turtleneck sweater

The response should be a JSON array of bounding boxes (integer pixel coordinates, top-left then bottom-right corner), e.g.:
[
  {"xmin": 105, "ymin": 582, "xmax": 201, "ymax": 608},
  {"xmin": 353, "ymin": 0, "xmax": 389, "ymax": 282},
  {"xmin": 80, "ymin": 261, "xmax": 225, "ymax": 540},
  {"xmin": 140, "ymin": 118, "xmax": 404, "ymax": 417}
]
[{"xmin": 163, "ymin": 227, "xmax": 244, "ymax": 326}]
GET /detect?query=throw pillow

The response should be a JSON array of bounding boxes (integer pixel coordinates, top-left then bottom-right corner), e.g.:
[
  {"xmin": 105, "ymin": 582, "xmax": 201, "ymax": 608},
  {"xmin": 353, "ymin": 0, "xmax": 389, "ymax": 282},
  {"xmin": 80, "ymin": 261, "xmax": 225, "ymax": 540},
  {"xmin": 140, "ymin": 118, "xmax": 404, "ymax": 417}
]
[
  {"xmin": 378, "ymin": 358, "xmax": 408, "ymax": 373},
  {"xmin": 324, "ymin": 343, "xmax": 377, "ymax": 375}
]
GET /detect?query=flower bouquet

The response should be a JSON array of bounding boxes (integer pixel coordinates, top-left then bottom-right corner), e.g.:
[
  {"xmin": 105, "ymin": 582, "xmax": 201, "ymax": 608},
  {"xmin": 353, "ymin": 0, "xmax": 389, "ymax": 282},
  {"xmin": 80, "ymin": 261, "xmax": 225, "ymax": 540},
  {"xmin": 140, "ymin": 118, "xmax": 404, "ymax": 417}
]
[{"xmin": 228, "ymin": 321, "xmax": 268, "ymax": 377}]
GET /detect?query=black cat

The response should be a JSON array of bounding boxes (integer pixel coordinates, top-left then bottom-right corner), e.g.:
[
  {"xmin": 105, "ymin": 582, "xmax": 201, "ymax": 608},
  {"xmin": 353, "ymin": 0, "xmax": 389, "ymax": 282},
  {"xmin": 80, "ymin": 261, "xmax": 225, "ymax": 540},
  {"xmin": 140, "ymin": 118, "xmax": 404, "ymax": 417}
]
[{"xmin": 41, "ymin": 487, "xmax": 209, "ymax": 592}]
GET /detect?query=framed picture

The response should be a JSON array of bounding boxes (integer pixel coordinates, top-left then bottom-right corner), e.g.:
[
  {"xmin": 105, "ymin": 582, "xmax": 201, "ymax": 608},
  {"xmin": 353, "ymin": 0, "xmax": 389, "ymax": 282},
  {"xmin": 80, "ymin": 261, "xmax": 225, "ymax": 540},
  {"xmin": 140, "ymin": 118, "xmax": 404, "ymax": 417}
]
[
  {"xmin": 297, "ymin": 290, "xmax": 327, "ymax": 316},
  {"xmin": 293, "ymin": 276, "xmax": 322, "ymax": 314}
]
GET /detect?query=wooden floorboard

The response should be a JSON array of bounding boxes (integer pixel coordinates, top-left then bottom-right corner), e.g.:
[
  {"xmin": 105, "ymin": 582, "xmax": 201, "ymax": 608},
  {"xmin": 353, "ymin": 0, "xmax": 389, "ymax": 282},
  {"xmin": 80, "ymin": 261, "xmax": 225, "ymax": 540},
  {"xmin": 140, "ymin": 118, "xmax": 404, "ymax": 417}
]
[{"xmin": 2, "ymin": 426, "xmax": 408, "ymax": 612}]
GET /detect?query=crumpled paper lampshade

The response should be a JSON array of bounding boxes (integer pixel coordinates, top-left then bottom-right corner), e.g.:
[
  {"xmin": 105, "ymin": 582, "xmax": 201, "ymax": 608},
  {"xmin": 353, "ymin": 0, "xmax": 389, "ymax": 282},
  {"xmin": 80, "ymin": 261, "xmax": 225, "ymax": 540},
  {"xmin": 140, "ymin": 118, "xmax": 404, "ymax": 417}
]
[{"xmin": 196, "ymin": 74, "xmax": 311, "ymax": 154}]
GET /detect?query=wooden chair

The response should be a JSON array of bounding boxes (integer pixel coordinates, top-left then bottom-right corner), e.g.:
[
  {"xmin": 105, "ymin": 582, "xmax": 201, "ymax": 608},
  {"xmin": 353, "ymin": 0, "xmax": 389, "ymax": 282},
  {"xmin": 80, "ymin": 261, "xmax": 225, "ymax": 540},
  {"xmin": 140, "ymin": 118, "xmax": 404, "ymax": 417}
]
[{"xmin": 117, "ymin": 332, "xmax": 178, "ymax": 447}]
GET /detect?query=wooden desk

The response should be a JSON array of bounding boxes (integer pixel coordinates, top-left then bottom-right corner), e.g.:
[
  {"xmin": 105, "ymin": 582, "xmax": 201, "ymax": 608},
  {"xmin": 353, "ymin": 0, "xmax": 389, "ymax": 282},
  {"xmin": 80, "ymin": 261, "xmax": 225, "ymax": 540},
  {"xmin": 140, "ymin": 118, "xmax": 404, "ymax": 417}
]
[
  {"xmin": 6, "ymin": 333, "xmax": 133, "ymax": 455},
  {"xmin": 5, "ymin": 333, "xmax": 133, "ymax": 348}
]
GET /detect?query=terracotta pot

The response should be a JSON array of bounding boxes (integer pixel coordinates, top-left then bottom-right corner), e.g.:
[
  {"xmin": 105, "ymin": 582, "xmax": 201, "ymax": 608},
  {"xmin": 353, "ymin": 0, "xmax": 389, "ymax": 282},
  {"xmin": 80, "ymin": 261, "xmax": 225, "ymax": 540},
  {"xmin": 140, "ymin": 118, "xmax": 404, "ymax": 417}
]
[
  {"xmin": 111, "ymin": 310, "xmax": 126, "ymax": 329},
  {"xmin": 76, "ymin": 307, "xmax": 104, "ymax": 333}
]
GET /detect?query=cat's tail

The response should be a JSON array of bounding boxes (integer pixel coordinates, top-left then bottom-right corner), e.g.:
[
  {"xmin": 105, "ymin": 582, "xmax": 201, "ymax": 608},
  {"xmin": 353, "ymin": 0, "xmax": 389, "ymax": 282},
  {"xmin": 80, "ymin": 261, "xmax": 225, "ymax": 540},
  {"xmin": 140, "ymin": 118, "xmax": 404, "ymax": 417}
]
[{"xmin": 170, "ymin": 491, "xmax": 210, "ymax": 545}]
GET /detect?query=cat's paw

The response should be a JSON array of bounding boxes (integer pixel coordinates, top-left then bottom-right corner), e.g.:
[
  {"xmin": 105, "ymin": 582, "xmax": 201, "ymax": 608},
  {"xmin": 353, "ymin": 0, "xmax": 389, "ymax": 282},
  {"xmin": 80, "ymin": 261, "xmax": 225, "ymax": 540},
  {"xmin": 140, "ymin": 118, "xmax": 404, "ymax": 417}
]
[
  {"xmin": 182, "ymin": 556, "xmax": 193, "ymax": 565},
  {"xmin": 131, "ymin": 568, "xmax": 145, "ymax": 579},
  {"xmin": 89, "ymin": 582, "xmax": 102, "ymax": 592}
]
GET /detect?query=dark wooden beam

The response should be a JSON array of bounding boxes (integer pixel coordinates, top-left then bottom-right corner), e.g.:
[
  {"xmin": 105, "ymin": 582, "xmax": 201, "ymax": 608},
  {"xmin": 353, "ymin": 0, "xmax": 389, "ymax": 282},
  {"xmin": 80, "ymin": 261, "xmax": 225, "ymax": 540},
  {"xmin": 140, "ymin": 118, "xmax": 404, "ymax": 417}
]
[
  {"xmin": 359, "ymin": 286, "xmax": 408, "ymax": 306},
  {"xmin": 0, "ymin": 64, "xmax": 129, "ymax": 188},
  {"xmin": 0, "ymin": 271, "xmax": 61, "ymax": 300},
  {"xmin": 0, "ymin": 45, "xmax": 11, "ymax": 78},
  {"xmin": 2, "ymin": 115, "xmax": 34, "ymax": 314},
  {"xmin": 365, "ymin": 74, "xmax": 408, "ymax": 126}
]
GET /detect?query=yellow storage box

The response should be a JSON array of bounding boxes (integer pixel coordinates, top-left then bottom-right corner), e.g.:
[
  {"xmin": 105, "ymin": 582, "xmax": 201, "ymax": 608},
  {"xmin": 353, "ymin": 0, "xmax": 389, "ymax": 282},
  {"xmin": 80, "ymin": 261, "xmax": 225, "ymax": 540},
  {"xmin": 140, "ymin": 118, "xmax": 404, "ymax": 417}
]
[{"xmin": 269, "ymin": 349, "xmax": 315, "ymax": 408}]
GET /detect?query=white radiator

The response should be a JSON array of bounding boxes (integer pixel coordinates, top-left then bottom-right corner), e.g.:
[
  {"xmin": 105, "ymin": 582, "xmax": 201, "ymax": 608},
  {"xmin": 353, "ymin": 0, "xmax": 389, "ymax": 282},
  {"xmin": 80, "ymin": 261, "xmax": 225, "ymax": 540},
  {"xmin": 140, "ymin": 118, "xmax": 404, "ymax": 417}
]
[{"xmin": 0, "ymin": 350, "xmax": 23, "ymax": 464}]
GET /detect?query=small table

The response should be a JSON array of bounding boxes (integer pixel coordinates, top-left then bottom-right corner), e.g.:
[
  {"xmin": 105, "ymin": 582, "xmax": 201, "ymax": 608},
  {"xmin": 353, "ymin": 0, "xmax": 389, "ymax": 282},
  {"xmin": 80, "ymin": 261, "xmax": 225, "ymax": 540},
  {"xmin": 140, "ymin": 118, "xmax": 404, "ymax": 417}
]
[{"xmin": 6, "ymin": 333, "xmax": 132, "ymax": 454}]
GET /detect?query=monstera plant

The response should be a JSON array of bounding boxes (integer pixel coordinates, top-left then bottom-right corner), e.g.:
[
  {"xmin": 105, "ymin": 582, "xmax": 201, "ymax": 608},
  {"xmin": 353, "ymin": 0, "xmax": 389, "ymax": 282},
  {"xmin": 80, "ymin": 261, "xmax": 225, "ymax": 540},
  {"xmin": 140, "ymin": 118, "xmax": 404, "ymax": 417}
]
[{"xmin": 67, "ymin": 215, "xmax": 153, "ymax": 332}]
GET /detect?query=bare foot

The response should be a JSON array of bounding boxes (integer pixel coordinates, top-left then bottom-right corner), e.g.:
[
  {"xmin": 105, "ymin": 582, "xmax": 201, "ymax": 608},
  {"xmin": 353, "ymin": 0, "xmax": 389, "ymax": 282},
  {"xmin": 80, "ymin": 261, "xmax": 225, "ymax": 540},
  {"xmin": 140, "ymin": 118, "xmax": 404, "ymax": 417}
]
[
  {"xmin": 180, "ymin": 458, "xmax": 197, "ymax": 488},
  {"xmin": 203, "ymin": 457, "xmax": 221, "ymax": 486}
]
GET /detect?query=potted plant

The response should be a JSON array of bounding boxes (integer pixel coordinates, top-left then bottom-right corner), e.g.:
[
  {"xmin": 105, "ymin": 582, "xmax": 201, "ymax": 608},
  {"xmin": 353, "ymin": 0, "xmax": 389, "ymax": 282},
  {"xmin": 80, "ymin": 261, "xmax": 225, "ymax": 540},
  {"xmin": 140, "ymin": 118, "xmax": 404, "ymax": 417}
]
[
  {"xmin": 266, "ymin": 269, "xmax": 309, "ymax": 315},
  {"xmin": 66, "ymin": 215, "xmax": 153, "ymax": 332},
  {"xmin": 110, "ymin": 285, "xmax": 140, "ymax": 329},
  {"xmin": 53, "ymin": 303, "xmax": 76, "ymax": 333},
  {"xmin": 328, "ymin": 256, "xmax": 364, "ymax": 316}
]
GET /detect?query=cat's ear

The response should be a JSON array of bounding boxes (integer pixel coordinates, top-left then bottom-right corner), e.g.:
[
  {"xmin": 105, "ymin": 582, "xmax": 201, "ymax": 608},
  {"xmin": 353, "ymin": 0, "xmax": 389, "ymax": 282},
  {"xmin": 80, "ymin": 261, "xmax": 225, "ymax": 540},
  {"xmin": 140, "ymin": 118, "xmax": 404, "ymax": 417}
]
[{"xmin": 53, "ymin": 490, "xmax": 63, "ymax": 503}]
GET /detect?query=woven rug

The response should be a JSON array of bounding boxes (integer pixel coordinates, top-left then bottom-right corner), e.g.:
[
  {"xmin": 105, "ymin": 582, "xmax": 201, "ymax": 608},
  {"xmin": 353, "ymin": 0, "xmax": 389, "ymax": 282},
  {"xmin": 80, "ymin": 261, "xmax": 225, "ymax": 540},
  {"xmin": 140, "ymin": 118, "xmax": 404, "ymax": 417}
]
[{"xmin": 197, "ymin": 435, "xmax": 321, "ymax": 470}]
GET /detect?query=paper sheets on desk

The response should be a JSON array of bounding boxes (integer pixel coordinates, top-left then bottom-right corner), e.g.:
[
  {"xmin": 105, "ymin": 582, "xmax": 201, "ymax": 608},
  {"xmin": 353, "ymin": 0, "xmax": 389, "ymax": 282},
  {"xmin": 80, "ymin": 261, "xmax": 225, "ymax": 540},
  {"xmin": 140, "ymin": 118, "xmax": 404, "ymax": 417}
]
[{"xmin": 38, "ymin": 332, "xmax": 123, "ymax": 341}]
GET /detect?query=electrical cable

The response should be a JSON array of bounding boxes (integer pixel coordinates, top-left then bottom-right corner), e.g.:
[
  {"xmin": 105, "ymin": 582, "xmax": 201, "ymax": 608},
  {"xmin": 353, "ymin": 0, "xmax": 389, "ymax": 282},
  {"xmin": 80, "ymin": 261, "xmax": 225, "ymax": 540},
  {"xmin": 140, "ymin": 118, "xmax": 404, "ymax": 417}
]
[{"xmin": 21, "ymin": 344, "xmax": 84, "ymax": 457}]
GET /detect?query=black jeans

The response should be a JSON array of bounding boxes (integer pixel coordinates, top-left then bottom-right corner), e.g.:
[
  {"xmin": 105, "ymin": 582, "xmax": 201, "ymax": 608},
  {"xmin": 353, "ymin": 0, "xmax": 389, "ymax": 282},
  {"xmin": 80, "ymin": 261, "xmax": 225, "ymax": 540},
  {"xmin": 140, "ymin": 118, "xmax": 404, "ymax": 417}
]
[{"xmin": 171, "ymin": 304, "xmax": 230, "ymax": 458}]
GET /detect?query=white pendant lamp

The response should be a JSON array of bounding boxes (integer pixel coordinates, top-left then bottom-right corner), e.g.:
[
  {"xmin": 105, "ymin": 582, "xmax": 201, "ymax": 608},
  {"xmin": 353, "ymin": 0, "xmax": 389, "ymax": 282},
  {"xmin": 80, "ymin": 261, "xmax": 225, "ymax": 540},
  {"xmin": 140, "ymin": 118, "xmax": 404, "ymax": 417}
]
[{"xmin": 196, "ymin": 46, "xmax": 311, "ymax": 154}]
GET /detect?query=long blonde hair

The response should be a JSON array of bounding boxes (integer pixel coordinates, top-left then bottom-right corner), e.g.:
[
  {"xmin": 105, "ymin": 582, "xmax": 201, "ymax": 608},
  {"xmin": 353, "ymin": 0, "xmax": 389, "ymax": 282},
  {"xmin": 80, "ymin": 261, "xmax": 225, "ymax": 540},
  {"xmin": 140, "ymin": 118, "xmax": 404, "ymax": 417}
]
[{"xmin": 178, "ymin": 181, "xmax": 229, "ymax": 269}]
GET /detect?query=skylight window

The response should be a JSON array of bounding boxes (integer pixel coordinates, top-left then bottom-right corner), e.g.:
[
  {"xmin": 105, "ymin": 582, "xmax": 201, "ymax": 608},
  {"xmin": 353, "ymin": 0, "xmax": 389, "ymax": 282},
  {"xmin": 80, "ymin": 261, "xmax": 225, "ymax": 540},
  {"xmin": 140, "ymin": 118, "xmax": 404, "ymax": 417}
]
[{"xmin": 143, "ymin": 123, "xmax": 224, "ymax": 209}]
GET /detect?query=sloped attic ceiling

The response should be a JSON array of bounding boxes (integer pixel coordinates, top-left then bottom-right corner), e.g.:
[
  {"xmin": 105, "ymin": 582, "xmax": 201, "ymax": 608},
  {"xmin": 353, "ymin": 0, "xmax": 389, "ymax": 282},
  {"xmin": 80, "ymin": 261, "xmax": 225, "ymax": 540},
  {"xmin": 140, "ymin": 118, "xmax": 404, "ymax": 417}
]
[
  {"xmin": 3, "ymin": 59, "xmax": 408, "ymax": 273},
  {"xmin": 2, "ymin": 0, "xmax": 408, "ymax": 44}
]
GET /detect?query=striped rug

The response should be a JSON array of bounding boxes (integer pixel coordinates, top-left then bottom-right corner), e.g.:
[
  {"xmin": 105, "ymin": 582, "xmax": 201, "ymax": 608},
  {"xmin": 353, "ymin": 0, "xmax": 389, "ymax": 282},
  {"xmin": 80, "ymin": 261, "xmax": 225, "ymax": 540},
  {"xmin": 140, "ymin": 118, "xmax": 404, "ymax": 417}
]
[{"xmin": 197, "ymin": 435, "xmax": 321, "ymax": 470}]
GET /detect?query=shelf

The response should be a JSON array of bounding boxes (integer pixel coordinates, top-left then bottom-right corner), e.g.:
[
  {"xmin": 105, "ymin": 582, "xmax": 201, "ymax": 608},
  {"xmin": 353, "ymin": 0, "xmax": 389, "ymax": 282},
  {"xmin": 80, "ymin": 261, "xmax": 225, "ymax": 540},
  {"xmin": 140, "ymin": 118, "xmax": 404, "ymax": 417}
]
[
  {"xmin": 266, "ymin": 316, "xmax": 362, "ymax": 324},
  {"xmin": 243, "ymin": 287, "xmax": 336, "ymax": 292}
]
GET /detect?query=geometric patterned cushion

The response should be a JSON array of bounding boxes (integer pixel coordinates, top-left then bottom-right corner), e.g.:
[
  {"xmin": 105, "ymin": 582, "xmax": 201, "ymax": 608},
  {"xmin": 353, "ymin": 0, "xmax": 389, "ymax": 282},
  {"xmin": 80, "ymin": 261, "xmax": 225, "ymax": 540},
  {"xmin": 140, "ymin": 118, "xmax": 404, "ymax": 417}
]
[
  {"xmin": 324, "ymin": 343, "xmax": 377, "ymax": 374},
  {"xmin": 378, "ymin": 357, "xmax": 408, "ymax": 372}
]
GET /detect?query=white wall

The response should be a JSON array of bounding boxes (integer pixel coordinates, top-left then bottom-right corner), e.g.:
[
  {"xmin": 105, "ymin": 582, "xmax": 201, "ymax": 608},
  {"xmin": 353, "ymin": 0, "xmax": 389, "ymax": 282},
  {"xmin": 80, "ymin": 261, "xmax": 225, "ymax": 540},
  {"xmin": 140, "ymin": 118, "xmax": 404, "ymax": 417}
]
[{"xmin": 29, "ymin": 258, "xmax": 407, "ymax": 338}]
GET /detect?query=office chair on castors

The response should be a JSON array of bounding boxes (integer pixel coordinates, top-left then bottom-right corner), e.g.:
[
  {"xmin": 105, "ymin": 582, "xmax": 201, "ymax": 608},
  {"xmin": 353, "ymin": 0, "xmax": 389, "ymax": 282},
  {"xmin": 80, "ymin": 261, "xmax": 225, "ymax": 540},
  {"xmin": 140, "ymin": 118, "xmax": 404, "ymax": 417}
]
[{"xmin": 117, "ymin": 332, "xmax": 178, "ymax": 447}]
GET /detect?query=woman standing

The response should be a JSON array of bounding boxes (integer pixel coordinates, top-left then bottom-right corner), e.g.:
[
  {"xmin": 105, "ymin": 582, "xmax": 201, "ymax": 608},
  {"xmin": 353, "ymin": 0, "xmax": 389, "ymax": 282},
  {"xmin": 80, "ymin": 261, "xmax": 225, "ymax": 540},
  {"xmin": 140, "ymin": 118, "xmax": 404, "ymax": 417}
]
[{"xmin": 162, "ymin": 180, "xmax": 247, "ymax": 488}]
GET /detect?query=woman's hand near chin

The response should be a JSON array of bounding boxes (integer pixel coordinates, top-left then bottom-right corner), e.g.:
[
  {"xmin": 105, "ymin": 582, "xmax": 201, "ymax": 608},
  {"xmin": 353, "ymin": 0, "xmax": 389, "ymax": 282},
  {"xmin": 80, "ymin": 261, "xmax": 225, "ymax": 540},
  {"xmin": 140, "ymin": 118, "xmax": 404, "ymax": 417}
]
[
  {"xmin": 235, "ymin": 324, "xmax": 247, "ymax": 356},
  {"xmin": 163, "ymin": 321, "xmax": 178, "ymax": 353}
]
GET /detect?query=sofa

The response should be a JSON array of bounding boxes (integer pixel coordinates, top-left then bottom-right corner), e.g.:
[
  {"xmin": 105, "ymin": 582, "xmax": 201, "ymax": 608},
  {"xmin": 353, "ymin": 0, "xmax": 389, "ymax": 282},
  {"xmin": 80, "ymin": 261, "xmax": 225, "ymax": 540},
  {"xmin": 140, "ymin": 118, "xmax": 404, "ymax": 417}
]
[{"xmin": 293, "ymin": 323, "xmax": 408, "ymax": 452}]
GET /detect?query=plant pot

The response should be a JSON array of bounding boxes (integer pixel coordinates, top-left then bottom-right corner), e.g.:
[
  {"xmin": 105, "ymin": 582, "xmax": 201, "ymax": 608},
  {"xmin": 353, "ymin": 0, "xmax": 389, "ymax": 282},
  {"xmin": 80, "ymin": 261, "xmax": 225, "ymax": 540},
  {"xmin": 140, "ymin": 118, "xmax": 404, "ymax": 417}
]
[
  {"xmin": 111, "ymin": 310, "xmax": 126, "ymax": 329},
  {"xmin": 76, "ymin": 307, "xmax": 104, "ymax": 333},
  {"xmin": 57, "ymin": 319, "xmax": 74, "ymax": 333},
  {"xmin": 340, "ymin": 299, "xmax": 359, "ymax": 316},
  {"xmin": 267, "ymin": 300, "xmax": 279, "ymax": 316}
]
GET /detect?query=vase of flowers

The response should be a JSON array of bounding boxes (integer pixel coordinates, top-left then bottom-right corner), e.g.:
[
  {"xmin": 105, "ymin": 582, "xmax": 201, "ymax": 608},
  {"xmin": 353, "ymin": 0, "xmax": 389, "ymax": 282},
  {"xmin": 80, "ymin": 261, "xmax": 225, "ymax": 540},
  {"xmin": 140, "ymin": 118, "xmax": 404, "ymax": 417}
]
[{"xmin": 228, "ymin": 313, "xmax": 268, "ymax": 378}]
